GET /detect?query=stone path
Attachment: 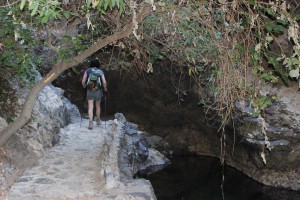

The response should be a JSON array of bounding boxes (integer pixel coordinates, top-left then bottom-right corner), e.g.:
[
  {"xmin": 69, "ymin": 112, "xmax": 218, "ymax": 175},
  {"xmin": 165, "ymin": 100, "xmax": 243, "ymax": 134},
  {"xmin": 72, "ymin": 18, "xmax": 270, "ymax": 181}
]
[{"xmin": 3, "ymin": 119, "xmax": 156, "ymax": 200}]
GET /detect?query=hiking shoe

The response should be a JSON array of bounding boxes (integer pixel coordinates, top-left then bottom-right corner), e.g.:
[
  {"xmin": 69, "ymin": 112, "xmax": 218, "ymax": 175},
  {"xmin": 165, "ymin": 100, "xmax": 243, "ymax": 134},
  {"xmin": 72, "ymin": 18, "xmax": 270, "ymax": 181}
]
[
  {"xmin": 88, "ymin": 121, "xmax": 93, "ymax": 130},
  {"xmin": 96, "ymin": 118, "xmax": 101, "ymax": 125}
]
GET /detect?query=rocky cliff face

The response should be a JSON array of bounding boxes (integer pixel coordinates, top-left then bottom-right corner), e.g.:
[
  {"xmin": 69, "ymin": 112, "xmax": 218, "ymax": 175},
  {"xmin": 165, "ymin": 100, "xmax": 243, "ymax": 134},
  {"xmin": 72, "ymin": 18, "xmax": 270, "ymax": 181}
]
[
  {"xmin": 0, "ymin": 70, "xmax": 169, "ymax": 197},
  {"xmin": 53, "ymin": 58, "xmax": 300, "ymax": 190},
  {"xmin": 225, "ymin": 84, "xmax": 300, "ymax": 190},
  {"xmin": 0, "ymin": 72, "xmax": 81, "ymax": 191},
  {"xmin": 93, "ymin": 65, "xmax": 300, "ymax": 190},
  {"xmin": 53, "ymin": 62, "xmax": 220, "ymax": 157},
  {"xmin": 2, "ymin": 83, "xmax": 81, "ymax": 169}
]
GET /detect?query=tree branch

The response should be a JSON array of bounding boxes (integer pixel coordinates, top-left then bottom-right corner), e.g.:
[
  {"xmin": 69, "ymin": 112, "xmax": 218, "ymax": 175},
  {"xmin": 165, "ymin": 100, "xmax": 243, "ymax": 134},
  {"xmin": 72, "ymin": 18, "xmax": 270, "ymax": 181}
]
[
  {"xmin": 0, "ymin": 4, "xmax": 153, "ymax": 147},
  {"xmin": 46, "ymin": 25, "xmax": 59, "ymax": 53},
  {"xmin": 0, "ymin": 0, "xmax": 20, "ymax": 8}
]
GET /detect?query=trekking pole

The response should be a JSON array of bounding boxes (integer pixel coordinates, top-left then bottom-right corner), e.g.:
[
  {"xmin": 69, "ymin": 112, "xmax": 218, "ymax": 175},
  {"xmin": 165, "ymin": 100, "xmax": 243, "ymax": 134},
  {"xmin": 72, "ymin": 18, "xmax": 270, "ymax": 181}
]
[
  {"xmin": 104, "ymin": 91, "xmax": 107, "ymax": 129},
  {"xmin": 81, "ymin": 87, "xmax": 87, "ymax": 127}
]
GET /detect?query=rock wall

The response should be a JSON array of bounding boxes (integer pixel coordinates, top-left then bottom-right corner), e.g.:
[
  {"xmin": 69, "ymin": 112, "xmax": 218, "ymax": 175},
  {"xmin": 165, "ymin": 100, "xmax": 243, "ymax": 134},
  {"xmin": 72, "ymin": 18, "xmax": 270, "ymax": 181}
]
[
  {"xmin": 53, "ymin": 59, "xmax": 300, "ymax": 191},
  {"xmin": 103, "ymin": 67, "xmax": 300, "ymax": 191},
  {"xmin": 52, "ymin": 62, "xmax": 221, "ymax": 157},
  {"xmin": 225, "ymin": 84, "xmax": 300, "ymax": 190},
  {"xmin": 0, "ymin": 75, "xmax": 80, "ymax": 192}
]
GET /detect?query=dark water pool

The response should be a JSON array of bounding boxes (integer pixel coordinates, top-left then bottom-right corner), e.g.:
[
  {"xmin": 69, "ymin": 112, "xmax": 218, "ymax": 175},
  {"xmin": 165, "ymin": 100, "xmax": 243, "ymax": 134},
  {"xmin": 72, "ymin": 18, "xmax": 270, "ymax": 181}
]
[{"xmin": 139, "ymin": 156, "xmax": 300, "ymax": 200}]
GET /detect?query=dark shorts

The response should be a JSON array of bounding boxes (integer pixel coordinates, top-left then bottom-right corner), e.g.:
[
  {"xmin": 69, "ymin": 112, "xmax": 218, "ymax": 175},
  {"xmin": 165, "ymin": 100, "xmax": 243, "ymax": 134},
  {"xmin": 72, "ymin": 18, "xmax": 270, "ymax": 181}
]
[{"xmin": 86, "ymin": 89, "xmax": 103, "ymax": 101}]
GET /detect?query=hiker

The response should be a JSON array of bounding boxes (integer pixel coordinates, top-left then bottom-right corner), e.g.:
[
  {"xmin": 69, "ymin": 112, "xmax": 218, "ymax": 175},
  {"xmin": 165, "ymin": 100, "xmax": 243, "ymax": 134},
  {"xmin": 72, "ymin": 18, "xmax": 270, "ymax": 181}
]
[{"xmin": 82, "ymin": 58, "xmax": 107, "ymax": 130}]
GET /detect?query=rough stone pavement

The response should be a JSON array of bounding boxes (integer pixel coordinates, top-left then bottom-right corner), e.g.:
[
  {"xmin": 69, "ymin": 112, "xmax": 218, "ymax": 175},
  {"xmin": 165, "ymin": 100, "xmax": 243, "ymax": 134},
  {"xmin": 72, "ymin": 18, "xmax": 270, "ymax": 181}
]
[{"xmin": 3, "ymin": 119, "xmax": 156, "ymax": 200}]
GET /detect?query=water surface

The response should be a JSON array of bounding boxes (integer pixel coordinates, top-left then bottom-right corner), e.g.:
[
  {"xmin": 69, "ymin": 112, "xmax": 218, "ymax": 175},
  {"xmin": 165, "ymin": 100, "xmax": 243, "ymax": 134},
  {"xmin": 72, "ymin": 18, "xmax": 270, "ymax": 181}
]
[{"xmin": 141, "ymin": 156, "xmax": 300, "ymax": 200}]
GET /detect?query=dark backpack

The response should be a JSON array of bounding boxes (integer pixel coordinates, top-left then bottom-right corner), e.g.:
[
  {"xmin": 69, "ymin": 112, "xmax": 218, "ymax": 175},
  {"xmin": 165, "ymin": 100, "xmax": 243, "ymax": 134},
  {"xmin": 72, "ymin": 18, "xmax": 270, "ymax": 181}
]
[{"xmin": 87, "ymin": 68, "xmax": 102, "ymax": 90}]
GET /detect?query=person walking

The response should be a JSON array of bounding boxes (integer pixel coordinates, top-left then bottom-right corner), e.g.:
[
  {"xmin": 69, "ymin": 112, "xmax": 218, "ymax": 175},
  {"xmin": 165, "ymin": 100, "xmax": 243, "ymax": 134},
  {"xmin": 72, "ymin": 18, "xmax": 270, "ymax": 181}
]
[{"xmin": 82, "ymin": 58, "xmax": 107, "ymax": 130}]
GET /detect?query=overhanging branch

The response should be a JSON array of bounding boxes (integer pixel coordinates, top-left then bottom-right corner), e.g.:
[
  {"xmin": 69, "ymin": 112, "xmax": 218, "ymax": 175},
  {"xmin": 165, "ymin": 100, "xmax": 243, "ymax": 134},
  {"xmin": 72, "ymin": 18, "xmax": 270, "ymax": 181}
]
[
  {"xmin": 0, "ymin": 3, "xmax": 153, "ymax": 147},
  {"xmin": 46, "ymin": 25, "xmax": 59, "ymax": 53}
]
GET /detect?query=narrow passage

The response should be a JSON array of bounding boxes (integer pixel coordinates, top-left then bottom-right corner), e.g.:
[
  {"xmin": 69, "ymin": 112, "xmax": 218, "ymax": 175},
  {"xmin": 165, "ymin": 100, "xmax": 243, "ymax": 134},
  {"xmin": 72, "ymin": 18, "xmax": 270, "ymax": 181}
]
[{"xmin": 4, "ymin": 119, "xmax": 156, "ymax": 200}]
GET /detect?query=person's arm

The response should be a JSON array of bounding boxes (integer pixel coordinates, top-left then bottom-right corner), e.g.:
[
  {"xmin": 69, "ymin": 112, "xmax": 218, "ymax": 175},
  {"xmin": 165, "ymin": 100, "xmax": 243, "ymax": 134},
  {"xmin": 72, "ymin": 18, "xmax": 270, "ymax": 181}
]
[
  {"xmin": 101, "ymin": 75, "xmax": 107, "ymax": 92},
  {"xmin": 82, "ymin": 71, "xmax": 87, "ymax": 88}
]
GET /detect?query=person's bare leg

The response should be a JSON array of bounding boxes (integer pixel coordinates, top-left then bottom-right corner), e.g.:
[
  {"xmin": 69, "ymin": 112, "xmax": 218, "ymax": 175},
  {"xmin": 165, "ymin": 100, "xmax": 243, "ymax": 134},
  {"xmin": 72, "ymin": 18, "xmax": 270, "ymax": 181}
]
[
  {"xmin": 88, "ymin": 100, "xmax": 94, "ymax": 129},
  {"xmin": 95, "ymin": 100, "xmax": 101, "ymax": 125}
]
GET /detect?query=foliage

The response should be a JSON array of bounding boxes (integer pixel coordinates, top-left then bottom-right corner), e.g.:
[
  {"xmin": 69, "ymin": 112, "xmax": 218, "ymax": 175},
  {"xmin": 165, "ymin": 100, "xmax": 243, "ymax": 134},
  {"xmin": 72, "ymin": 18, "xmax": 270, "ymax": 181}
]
[
  {"xmin": 126, "ymin": 1, "xmax": 300, "ymax": 166},
  {"xmin": 18, "ymin": 0, "xmax": 126, "ymax": 23},
  {"xmin": 1, "ymin": 0, "xmax": 299, "ymax": 146},
  {"xmin": 0, "ymin": 0, "xmax": 158, "ymax": 148},
  {"xmin": 139, "ymin": 0, "xmax": 300, "ymax": 124},
  {"xmin": 0, "ymin": 6, "xmax": 41, "ymax": 85},
  {"xmin": 6, "ymin": 115, "xmax": 16, "ymax": 124},
  {"xmin": 20, "ymin": 0, "xmax": 62, "ymax": 23},
  {"xmin": 0, "ymin": 0, "xmax": 127, "ymax": 84},
  {"xmin": 251, "ymin": 95, "xmax": 275, "ymax": 114}
]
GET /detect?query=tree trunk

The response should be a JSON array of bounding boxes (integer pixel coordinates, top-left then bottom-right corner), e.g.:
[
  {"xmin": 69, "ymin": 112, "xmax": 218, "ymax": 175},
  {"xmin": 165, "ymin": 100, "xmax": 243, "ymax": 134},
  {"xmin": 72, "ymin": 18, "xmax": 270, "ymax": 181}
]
[{"xmin": 0, "ymin": 5, "xmax": 152, "ymax": 147}]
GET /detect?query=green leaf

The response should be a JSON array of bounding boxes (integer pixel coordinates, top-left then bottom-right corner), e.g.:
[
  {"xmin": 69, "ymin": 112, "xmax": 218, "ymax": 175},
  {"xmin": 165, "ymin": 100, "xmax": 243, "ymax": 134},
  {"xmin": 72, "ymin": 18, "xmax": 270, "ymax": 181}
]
[
  {"xmin": 31, "ymin": 3, "xmax": 39, "ymax": 16},
  {"xmin": 249, "ymin": 47, "xmax": 255, "ymax": 56},
  {"xmin": 20, "ymin": 0, "xmax": 26, "ymax": 10},
  {"xmin": 4, "ymin": 37, "xmax": 14, "ymax": 47},
  {"xmin": 40, "ymin": 17, "xmax": 48, "ymax": 23},
  {"xmin": 63, "ymin": 12, "xmax": 71, "ymax": 19},
  {"xmin": 111, "ymin": 0, "xmax": 116, "ymax": 7},
  {"xmin": 268, "ymin": 56, "xmax": 289, "ymax": 85},
  {"xmin": 295, "ymin": 50, "xmax": 300, "ymax": 56},
  {"xmin": 268, "ymin": 56, "xmax": 279, "ymax": 66},
  {"xmin": 294, "ymin": 15, "xmax": 300, "ymax": 21},
  {"xmin": 260, "ymin": 98, "xmax": 271, "ymax": 108},
  {"xmin": 28, "ymin": 1, "xmax": 35, "ymax": 10},
  {"xmin": 273, "ymin": 25, "xmax": 285, "ymax": 33},
  {"xmin": 119, "ymin": 0, "xmax": 125, "ymax": 14},
  {"xmin": 264, "ymin": 23, "xmax": 274, "ymax": 32},
  {"xmin": 109, "ymin": 0, "xmax": 113, "ymax": 10},
  {"xmin": 265, "ymin": 8, "xmax": 274, "ymax": 16},
  {"xmin": 104, "ymin": 0, "xmax": 109, "ymax": 10},
  {"xmin": 71, "ymin": 12, "xmax": 80, "ymax": 17},
  {"xmin": 196, "ymin": 66, "xmax": 204, "ymax": 73},
  {"xmin": 236, "ymin": 44, "xmax": 244, "ymax": 51},
  {"xmin": 291, "ymin": 57, "xmax": 300, "ymax": 65},
  {"xmin": 40, "ymin": 7, "xmax": 46, "ymax": 16},
  {"xmin": 87, "ymin": 0, "xmax": 92, "ymax": 7},
  {"xmin": 264, "ymin": 23, "xmax": 285, "ymax": 33},
  {"xmin": 248, "ymin": 0, "xmax": 255, "ymax": 5},
  {"xmin": 276, "ymin": 18, "xmax": 288, "ymax": 26}
]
